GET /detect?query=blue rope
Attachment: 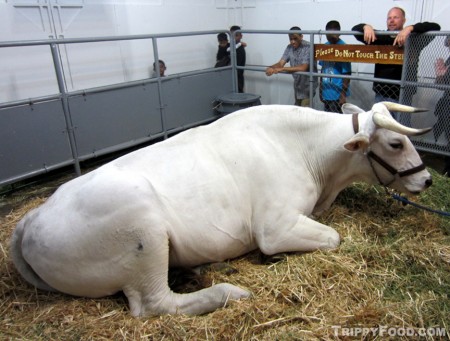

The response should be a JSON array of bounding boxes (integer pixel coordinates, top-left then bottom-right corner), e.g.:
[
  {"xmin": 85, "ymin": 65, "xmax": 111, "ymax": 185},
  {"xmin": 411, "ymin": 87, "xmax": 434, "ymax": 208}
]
[{"xmin": 391, "ymin": 194, "xmax": 450, "ymax": 217}]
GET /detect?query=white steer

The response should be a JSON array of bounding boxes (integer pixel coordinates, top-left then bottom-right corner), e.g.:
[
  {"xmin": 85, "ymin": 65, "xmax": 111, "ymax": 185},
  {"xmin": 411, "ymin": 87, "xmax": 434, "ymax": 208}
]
[{"xmin": 10, "ymin": 102, "xmax": 432, "ymax": 316}]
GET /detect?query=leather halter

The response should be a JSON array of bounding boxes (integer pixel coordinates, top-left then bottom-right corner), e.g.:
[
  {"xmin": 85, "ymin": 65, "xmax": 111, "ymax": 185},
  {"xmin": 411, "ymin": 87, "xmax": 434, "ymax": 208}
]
[{"xmin": 352, "ymin": 114, "xmax": 426, "ymax": 186}]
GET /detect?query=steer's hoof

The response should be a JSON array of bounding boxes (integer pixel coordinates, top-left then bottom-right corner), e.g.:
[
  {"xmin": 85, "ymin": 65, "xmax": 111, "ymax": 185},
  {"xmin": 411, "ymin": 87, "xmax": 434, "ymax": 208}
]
[
  {"xmin": 261, "ymin": 253, "xmax": 288, "ymax": 264},
  {"xmin": 215, "ymin": 283, "xmax": 251, "ymax": 300},
  {"xmin": 321, "ymin": 233, "xmax": 341, "ymax": 250},
  {"xmin": 194, "ymin": 262, "xmax": 238, "ymax": 275}
]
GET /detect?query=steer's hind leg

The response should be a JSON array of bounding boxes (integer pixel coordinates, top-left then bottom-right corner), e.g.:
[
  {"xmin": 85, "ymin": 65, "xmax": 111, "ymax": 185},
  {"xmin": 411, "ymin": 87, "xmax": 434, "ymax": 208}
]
[
  {"xmin": 123, "ymin": 232, "xmax": 249, "ymax": 316},
  {"xmin": 256, "ymin": 214, "xmax": 340, "ymax": 256}
]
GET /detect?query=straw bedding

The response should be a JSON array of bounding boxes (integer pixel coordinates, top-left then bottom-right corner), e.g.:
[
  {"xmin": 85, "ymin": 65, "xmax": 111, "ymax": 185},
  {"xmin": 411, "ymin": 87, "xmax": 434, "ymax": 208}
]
[{"xmin": 0, "ymin": 169, "xmax": 448, "ymax": 340}]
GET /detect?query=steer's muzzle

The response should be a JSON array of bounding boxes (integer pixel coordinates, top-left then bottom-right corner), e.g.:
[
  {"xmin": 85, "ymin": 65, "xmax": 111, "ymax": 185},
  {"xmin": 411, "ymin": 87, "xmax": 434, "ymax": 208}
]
[{"xmin": 409, "ymin": 174, "xmax": 432, "ymax": 195}]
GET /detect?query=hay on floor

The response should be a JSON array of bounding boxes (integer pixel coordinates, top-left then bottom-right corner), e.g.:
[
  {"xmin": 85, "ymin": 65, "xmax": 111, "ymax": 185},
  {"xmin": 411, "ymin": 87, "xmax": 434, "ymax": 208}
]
[{"xmin": 0, "ymin": 169, "xmax": 448, "ymax": 340}]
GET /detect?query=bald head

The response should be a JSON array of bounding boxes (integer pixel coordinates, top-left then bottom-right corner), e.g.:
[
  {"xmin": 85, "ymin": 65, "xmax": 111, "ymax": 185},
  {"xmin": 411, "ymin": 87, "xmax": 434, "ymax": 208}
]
[{"xmin": 387, "ymin": 7, "xmax": 406, "ymax": 31}]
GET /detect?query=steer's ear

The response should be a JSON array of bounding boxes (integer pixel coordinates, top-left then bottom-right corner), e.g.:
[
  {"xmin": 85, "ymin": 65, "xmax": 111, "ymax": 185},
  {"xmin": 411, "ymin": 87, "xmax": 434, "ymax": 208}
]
[
  {"xmin": 343, "ymin": 133, "xmax": 370, "ymax": 152},
  {"xmin": 341, "ymin": 103, "xmax": 365, "ymax": 115}
]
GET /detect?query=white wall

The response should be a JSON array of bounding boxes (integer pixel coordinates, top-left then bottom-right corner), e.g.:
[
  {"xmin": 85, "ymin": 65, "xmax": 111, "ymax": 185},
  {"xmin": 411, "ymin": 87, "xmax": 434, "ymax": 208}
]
[
  {"xmin": 0, "ymin": 0, "xmax": 240, "ymax": 102},
  {"xmin": 241, "ymin": 0, "xmax": 448, "ymax": 105},
  {"xmin": 0, "ymin": 0, "xmax": 448, "ymax": 104}
]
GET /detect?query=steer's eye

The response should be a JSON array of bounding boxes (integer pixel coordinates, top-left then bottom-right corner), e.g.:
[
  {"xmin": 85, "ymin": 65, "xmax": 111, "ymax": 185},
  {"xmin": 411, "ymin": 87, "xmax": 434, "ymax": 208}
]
[{"xmin": 390, "ymin": 142, "xmax": 403, "ymax": 150}]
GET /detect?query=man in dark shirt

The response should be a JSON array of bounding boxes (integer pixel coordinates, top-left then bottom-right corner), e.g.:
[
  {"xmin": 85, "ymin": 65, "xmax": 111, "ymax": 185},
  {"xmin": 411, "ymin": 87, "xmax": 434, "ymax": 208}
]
[
  {"xmin": 230, "ymin": 25, "xmax": 246, "ymax": 93},
  {"xmin": 352, "ymin": 7, "xmax": 440, "ymax": 119},
  {"xmin": 215, "ymin": 32, "xmax": 231, "ymax": 67}
]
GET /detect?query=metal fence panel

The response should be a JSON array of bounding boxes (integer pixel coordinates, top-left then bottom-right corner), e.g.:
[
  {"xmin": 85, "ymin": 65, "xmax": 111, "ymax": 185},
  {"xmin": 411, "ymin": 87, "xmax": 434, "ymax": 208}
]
[
  {"xmin": 163, "ymin": 70, "xmax": 233, "ymax": 131},
  {"xmin": 68, "ymin": 82, "xmax": 163, "ymax": 159},
  {"xmin": 0, "ymin": 100, "xmax": 73, "ymax": 183},
  {"xmin": 1, "ymin": 30, "xmax": 448, "ymax": 187},
  {"xmin": 0, "ymin": 31, "xmax": 234, "ymax": 187}
]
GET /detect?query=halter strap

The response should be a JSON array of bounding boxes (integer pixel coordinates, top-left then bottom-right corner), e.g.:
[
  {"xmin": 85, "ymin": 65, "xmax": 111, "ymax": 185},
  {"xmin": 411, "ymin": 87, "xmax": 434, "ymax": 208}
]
[
  {"xmin": 367, "ymin": 151, "xmax": 426, "ymax": 177},
  {"xmin": 352, "ymin": 114, "xmax": 426, "ymax": 182},
  {"xmin": 367, "ymin": 151, "xmax": 396, "ymax": 175}
]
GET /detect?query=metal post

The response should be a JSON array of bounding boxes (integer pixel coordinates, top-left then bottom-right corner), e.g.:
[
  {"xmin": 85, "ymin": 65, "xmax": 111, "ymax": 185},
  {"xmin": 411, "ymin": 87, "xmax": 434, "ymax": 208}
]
[
  {"xmin": 399, "ymin": 37, "xmax": 410, "ymax": 105},
  {"xmin": 49, "ymin": 42, "xmax": 81, "ymax": 176},
  {"xmin": 152, "ymin": 37, "xmax": 168, "ymax": 139},
  {"xmin": 309, "ymin": 32, "xmax": 315, "ymax": 106},
  {"xmin": 229, "ymin": 30, "xmax": 238, "ymax": 93},
  {"xmin": 398, "ymin": 37, "xmax": 412, "ymax": 126}
]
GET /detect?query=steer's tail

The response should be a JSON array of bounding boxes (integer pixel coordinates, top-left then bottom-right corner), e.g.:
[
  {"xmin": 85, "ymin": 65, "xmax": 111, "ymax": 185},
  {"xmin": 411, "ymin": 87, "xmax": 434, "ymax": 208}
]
[{"xmin": 9, "ymin": 216, "xmax": 58, "ymax": 292}]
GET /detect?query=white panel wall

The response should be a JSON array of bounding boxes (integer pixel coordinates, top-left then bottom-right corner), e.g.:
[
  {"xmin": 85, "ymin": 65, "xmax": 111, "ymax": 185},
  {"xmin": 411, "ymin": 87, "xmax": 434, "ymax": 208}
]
[
  {"xmin": 0, "ymin": 0, "xmax": 448, "ymax": 104},
  {"xmin": 241, "ymin": 0, "xmax": 448, "ymax": 105},
  {"xmin": 0, "ymin": 0, "xmax": 237, "ymax": 102}
]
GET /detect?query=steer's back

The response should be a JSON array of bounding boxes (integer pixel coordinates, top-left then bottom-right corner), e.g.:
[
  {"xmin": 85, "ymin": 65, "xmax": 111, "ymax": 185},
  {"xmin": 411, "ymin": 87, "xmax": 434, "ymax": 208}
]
[{"xmin": 11, "ymin": 105, "xmax": 336, "ymax": 298}]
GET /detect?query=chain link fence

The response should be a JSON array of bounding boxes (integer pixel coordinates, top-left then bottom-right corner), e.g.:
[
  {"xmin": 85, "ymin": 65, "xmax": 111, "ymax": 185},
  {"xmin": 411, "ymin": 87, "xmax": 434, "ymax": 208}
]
[
  {"xmin": 402, "ymin": 34, "xmax": 450, "ymax": 156},
  {"xmin": 311, "ymin": 32, "xmax": 449, "ymax": 157}
]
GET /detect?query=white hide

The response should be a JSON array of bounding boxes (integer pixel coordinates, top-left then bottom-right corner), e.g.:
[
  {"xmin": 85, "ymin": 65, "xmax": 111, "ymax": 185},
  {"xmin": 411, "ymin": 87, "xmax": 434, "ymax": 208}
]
[{"xmin": 10, "ymin": 104, "xmax": 432, "ymax": 316}]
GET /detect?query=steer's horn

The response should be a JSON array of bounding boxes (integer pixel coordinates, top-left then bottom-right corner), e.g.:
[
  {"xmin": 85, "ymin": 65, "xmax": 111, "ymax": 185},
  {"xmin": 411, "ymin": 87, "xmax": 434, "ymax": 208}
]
[
  {"xmin": 373, "ymin": 112, "xmax": 432, "ymax": 136},
  {"xmin": 380, "ymin": 101, "xmax": 427, "ymax": 113}
]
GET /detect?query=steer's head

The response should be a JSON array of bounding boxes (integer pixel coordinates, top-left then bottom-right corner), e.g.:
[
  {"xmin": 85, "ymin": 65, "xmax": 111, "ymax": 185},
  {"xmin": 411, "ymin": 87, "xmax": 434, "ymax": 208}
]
[{"xmin": 342, "ymin": 102, "xmax": 432, "ymax": 195}]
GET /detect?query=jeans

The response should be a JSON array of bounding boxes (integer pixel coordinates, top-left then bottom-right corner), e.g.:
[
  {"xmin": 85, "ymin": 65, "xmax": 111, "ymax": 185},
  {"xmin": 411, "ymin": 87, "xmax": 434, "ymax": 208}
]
[{"xmin": 295, "ymin": 98, "xmax": 310, "ymax": 107}]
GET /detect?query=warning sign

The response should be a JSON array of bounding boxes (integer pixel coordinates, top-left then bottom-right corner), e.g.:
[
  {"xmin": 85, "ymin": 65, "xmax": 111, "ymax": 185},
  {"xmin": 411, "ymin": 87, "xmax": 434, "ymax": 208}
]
[{"xmin": 314, "ymin": 44, "xmax": 404, "ymax": 65}]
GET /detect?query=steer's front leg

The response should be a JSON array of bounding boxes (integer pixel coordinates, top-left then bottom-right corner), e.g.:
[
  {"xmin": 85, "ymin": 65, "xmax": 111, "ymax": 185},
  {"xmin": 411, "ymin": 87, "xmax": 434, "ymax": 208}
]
[{"xmin": 255, "ymin": 214, "xmax": 340, "ymax": 255}]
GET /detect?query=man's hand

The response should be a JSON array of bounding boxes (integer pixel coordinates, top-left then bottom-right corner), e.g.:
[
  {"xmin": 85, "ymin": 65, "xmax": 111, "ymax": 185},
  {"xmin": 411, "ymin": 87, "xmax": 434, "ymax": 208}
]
[
  {"xmin": 363, "ymin": 25, "xmax": 376, "ymax": 44},
  {"xmin": 265, "ymin": 67, "xmax": 281, "ymax": 76},
  {"xmin": 393, "ymin": 26, "xmax": 413, "ymax": 46},
  {"xmin": 435, "ymin": 58, "xmax": 448, "ymax": 77}
]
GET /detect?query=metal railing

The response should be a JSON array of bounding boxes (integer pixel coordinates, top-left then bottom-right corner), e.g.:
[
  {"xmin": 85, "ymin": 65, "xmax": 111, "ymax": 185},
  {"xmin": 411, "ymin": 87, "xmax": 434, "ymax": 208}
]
[
  {"xmin": 0, "ymin": 30, "xmax": 235, "ymax": 186},
  {"xmin": 235, "ymin": 29, "xmax": 449, "ymax": 157},
  {"xmin": 1, "ymin": 29, "xmax": 448, "ymax": 187}
]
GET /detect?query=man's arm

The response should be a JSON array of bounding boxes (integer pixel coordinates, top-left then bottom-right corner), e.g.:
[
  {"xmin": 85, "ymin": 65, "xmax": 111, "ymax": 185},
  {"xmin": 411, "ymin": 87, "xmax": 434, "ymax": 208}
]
[
  {"xmin": 352, "ymin": 24, "xmax": 394, "ymax": 45},
  {"xmin": 394, "ymin": 22, "xmax": 440, "ymax": 46},
  {"xmin": 353, "ymin": 22, "xmax": 441, "ymax": 46},
  {"xmin": 412, "ymin": 22, "xmax": 441, "ymax": 33},
  {"xmin": 266, "ymin": 59, "xmax": 286, "ymax": 76},
  {"xmin": 278, "ymin": 63, "xmax": 309, "ymax": 73},
  {"xmin": 352, "ymin": 24, "xmax": 367, "ymax": 44},
  {"xmin": 226, "ymin": 42, "xmax": 247, "ymax": 52},
  {"xmin": 266, "ymin": 61, "xmax": 310, "ymax": 76}
]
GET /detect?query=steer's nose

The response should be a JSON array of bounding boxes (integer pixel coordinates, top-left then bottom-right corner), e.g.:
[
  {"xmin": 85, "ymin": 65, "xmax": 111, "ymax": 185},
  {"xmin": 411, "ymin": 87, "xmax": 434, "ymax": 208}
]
[{"xmin": 425, "ymin": 177, "xmax": 433, "ymax": 188}]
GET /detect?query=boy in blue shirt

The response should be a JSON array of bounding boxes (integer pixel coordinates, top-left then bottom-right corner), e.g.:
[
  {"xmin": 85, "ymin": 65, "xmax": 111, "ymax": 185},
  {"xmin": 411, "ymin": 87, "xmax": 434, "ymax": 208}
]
[{"xmin": 319, "ymin": 21, "xmax": 351, "ymax": 113}]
